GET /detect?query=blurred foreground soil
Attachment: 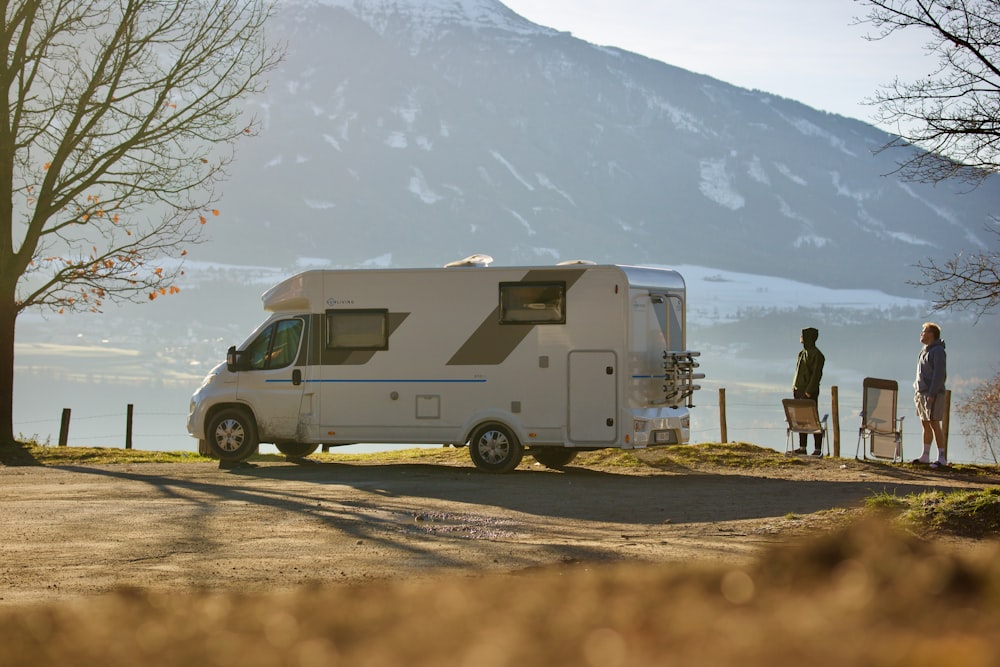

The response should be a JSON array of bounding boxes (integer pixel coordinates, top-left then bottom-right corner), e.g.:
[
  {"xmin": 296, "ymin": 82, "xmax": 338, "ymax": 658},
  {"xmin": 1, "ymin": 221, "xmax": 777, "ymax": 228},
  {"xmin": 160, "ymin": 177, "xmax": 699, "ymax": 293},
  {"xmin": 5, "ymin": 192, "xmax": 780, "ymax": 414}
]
[{"xmin": 1, "ymin": 454, "xmax": 999, "ymax": 666}]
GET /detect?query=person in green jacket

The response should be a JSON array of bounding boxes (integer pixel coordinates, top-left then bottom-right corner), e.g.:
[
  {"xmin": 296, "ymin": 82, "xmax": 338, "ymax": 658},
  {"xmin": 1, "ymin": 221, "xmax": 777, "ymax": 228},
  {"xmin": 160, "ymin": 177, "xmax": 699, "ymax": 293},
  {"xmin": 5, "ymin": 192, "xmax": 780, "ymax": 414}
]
[{"xmin": 792, "ymin": 327, "xmax": 825, "ymax": 456}]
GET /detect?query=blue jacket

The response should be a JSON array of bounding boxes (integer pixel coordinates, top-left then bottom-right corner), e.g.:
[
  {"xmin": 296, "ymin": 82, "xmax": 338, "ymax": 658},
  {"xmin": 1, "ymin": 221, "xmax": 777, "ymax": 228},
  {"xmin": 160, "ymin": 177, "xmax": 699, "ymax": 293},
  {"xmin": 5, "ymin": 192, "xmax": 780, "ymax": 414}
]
[{"xmin": 914, "ymin": 339, "xmax": 947, "ymax": 395}]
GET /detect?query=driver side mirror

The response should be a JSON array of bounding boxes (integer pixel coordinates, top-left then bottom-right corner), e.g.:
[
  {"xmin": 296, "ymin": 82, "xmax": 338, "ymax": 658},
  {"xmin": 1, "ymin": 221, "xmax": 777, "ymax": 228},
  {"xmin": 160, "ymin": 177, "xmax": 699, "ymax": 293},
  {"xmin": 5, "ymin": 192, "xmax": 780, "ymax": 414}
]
[{"xmin": 226, "ymin": 345, "xmax": 244, "ymax": 372}]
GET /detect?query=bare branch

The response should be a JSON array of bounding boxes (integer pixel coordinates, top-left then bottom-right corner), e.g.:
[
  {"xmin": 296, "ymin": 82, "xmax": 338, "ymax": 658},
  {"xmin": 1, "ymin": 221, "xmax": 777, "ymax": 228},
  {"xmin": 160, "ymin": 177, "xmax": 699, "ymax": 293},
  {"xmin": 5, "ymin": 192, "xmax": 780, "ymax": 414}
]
[
  {"xmin": 859, "ymin": 0, "xmax": 1000, "ymax": 186},
  {"xmin": 1, "ymin": 0, "xmax": 282, "ymax": 313},
  {"xmin": 859, "ymin": 1, "xmax": 1000, "ymax": 318},
  {"xmin": 908, "ymin": 223, "xmax": 1000, "ymax": 319}
]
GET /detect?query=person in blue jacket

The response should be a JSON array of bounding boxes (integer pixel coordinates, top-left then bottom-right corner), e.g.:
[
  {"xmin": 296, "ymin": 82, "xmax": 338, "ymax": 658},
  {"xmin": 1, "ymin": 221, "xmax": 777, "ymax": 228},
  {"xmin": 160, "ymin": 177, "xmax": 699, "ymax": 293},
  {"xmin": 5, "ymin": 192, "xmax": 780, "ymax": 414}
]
[
  {"xmin": 792, "ymin": 327, "xmax": 825, "ymax": 456},
  {"xmin": 912, "ymin": 322, "xmax": 948, "ymax": 468}
]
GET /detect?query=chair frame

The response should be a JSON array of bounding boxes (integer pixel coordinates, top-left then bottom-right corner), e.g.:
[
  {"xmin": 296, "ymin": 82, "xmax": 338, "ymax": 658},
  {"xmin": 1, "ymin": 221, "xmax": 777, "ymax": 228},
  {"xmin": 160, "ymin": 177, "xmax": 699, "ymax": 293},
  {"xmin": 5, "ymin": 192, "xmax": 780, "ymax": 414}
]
[
  {"xmin": 855, "ymin": 377, "xmax": 904, "ymax": 462},
  {"xmin": 782, "ymin": 398, "xmax": 830, "ymax": 456}
]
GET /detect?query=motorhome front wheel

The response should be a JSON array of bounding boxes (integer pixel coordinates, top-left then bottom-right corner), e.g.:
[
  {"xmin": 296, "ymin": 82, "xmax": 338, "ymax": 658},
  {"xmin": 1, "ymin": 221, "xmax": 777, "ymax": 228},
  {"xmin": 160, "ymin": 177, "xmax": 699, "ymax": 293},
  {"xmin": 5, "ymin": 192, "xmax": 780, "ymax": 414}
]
[
  {"xmin": 206, "ymin": 408, "xmax": 259, "ymax": 462},
  {"xmin": 468, "ymin": 423, "xmax": 524, "ymax": 474}
]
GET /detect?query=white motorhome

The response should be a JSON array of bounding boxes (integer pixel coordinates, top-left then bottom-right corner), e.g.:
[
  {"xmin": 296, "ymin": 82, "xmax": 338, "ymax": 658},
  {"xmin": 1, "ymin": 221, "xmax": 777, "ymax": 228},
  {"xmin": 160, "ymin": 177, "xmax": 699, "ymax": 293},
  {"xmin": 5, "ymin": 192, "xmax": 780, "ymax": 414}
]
[{"xmin": 187, "ymin": 257, "xmax": 702, "ymax": 472}]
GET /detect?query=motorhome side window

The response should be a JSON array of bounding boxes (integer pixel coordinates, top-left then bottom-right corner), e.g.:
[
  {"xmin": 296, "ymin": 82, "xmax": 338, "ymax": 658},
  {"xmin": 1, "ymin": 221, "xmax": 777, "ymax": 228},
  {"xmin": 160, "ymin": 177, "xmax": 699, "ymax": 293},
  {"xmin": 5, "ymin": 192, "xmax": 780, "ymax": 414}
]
[
  {"xmin": 667, "ymin": 295, "xmax": 684, "ymax": 351},
  {"xmin": 499, "ymin": 282, "xmax": 566, "ymax": 324},
  {"xmin": 246, "ymin": 318, "xmax": 303, "ymax": 370},
  {"xmin": 325, "ymin": 309, "xmax": 389, "ymax": 350}
]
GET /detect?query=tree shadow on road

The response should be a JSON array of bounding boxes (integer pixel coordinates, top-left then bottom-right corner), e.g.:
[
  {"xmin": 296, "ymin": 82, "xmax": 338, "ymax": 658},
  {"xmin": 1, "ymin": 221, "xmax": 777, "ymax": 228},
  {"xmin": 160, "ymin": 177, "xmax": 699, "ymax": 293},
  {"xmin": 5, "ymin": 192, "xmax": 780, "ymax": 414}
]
[{"xmin": 54, "ymin": 459, "xmax": 993, "ymax": 527}]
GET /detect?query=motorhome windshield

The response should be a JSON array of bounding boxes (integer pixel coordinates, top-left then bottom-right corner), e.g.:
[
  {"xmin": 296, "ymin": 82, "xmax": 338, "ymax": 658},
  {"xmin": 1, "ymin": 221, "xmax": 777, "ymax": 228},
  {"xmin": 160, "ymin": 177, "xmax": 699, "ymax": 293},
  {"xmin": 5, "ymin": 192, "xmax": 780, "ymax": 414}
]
[{"xmin": 244, "ymin": 318, "xmax": 303, "ymax": 370}]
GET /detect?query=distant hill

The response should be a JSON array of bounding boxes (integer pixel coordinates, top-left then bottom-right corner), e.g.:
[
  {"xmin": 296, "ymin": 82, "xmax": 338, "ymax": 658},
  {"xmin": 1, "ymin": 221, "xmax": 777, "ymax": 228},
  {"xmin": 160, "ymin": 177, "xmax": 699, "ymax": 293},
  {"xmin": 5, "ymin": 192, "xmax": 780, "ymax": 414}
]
[{"xmin": 187, "ymin": 0, "xmax": 999, "ymax": 298}]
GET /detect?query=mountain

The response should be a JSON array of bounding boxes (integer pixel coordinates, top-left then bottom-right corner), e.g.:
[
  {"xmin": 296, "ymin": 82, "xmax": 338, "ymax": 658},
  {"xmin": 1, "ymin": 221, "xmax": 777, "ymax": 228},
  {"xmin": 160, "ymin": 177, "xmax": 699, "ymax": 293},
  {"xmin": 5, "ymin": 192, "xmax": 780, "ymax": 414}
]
[
  {"xmin": 190, "ymin": 0, "xmax": 998, "ymax": 297},
  {"xmin": 12, "ymin": 0, "xmax": 999, "ymax": 460}
]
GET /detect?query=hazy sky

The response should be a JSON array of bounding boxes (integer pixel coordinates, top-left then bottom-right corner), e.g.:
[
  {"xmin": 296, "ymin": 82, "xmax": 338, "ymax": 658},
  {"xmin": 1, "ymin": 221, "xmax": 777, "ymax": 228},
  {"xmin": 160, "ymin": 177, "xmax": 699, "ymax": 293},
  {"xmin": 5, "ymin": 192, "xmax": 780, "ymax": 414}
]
[{"xmin": 502, "ymin": 1, "xmax": 933, "ymax": 126}]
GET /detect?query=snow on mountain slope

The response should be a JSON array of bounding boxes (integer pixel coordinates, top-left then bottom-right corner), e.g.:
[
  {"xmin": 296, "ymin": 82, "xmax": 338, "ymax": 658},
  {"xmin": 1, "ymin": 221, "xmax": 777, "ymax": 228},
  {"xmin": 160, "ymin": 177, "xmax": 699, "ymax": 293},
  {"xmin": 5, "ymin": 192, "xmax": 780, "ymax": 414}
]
[
  {"xmin": 673, "ymin": 265, "xmax": 928, "ymax": 326},
  {"xmin": 290, "ymin": 0, "xmax": 553, "ymax": 43},
  {"xmin": 200, "ymin": 0, "xmax": 996, "ymax": 301}
]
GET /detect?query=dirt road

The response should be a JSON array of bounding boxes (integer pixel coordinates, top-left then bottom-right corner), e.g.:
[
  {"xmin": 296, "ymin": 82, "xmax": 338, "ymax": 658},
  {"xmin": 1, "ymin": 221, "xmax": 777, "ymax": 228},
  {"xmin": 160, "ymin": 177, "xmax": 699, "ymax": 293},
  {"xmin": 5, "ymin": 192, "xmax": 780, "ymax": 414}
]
[{"xmin": 2, "ymin": 453, "xmax": 995, "ymax": 607}]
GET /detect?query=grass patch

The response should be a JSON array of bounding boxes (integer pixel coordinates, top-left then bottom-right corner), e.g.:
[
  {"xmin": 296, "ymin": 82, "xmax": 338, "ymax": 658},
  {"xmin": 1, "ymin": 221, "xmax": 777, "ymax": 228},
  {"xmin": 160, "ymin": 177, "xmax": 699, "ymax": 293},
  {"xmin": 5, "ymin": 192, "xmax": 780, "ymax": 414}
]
[
  {"xmin": 309, "ymin": 446, "xmax": 469, "ymax": 466},
  {"xmin": 0, "ymin": 440, "xmax": 858, "ymax": 472},
  {"xmin": 572, "ymin": 448, "xmax": 650, "ymax": 469},
  {"xmin": 2, "ymin": 439, "xmax": 796, "ymax": 470},
  {"xmin": 1, "ymin": 441, "xmax": 213, "ymax": 465},
  {"xmin": 866, "ymin": 487, "xmax": 1000, "ymax": 538},
  {"xmin": 865, "ymin": 490, "xmax": 911, "ymax": 513},
  {"xmin": 636, "ymin": 441, "xmax": 806, "ymax": 471},
  {"xmin": 0, "ymin": 440, "xmax": 474, "ymax": 467}
]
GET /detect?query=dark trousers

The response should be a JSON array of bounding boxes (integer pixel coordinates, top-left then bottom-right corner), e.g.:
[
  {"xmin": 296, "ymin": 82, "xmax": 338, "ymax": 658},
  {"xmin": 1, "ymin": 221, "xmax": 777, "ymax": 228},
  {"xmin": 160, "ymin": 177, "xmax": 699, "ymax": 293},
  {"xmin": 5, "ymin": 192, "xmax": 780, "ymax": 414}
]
[{"xmin": 793, "ymin": 389, "xmax": 823, "ymax": 450}]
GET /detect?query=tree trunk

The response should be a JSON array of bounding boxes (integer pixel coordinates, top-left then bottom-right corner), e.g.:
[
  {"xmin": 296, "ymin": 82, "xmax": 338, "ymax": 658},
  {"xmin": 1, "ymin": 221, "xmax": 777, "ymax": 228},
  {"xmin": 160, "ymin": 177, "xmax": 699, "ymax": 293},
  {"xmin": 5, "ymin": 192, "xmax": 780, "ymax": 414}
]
[{"xmin": 0, "ymin": 292, "xmax": 17, "ymax": 445}]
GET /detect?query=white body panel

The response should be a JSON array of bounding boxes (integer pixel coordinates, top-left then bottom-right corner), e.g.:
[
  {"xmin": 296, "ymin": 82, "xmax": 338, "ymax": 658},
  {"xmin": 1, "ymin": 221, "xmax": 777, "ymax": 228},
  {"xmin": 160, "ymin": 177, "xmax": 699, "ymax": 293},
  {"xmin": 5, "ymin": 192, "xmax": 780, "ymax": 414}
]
[{"xmin": 188, "ymin": 264, "xmax": 699, "ymax": 455}]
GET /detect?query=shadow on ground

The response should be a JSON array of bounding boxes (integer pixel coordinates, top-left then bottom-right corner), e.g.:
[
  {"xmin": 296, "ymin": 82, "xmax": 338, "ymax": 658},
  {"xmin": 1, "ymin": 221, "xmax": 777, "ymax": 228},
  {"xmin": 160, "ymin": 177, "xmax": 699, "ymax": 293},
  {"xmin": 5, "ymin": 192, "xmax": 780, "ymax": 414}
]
[
  {"xmin": 0, "ymin": 442, "xmax": 41, "ymax": 466},
  {"xmin": 1, "ymin": 517, "xmax": 998, "ymax": 667}
]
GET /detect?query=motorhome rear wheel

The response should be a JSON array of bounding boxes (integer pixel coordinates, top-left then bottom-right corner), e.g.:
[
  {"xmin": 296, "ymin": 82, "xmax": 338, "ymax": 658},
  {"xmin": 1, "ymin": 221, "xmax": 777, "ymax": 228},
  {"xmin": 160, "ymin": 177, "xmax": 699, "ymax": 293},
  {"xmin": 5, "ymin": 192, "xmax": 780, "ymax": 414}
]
[
  {"xmin": 275, "ymin": 443, "xmax": 319, "ymax": 458},
  {"xmin": 530, "ymin": 448, "xmax": 578, "ymax": 469}
]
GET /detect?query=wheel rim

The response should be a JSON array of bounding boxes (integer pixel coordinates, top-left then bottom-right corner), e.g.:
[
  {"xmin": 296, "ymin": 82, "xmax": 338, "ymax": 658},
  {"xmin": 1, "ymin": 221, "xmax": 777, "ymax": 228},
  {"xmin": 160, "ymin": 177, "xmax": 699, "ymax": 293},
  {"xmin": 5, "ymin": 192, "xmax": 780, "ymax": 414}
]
[
  {"xmin": 476, "ymin": 429, "xmax": 510, "ymax": 465},
  {"xmin": 214, "ymin": 418, "xmax": 245, "ymax": 453}
]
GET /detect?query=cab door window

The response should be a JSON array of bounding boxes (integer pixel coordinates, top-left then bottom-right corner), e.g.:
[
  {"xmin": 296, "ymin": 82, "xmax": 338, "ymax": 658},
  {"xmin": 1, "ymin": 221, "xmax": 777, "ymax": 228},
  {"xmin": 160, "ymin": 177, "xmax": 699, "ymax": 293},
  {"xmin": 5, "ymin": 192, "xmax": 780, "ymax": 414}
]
[{"xmin": 246, "ymin": 319, "xmax": 303, "ymax": 370}]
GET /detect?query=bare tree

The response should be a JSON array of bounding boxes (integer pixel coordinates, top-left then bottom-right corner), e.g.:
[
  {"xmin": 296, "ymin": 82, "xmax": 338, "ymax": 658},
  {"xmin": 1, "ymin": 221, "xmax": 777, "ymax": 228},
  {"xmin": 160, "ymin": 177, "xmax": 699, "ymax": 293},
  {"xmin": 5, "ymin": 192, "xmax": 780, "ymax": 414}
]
[
  {"xmin": 957, "ymin": 371, "xmax": 1000, "ymax": 464},
  {"xmin": 0, "ymin": 0, "xmax": 282, "ymax": 445},
  {"xmin": 859, "ymin": 0, "xmax": 999, "ymax": 318},
  {"xmin": 914, "ymin": 224, "xmax": 1000, "ymax": 318},
  {"xmin": 861, "ymin": 0, "xmax": 1000, "ymax": 186}
]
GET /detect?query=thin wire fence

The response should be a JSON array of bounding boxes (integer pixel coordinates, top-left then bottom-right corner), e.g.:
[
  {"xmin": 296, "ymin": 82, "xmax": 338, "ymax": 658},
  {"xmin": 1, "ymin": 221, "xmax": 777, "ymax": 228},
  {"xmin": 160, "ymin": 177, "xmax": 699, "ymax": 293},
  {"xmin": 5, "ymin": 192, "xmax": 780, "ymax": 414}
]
[
  {"xmin": 14, "ymin": 386, "xmax": 979, "ymax": 462},
  {"xmin": 16, "ymin": 410, "xmax": 191, "ymax": 448}
]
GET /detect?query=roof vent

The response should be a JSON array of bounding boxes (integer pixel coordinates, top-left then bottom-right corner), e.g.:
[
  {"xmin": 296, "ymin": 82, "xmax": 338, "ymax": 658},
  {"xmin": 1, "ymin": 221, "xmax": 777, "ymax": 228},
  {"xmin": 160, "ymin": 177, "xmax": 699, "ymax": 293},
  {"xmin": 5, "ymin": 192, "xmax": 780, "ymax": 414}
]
[
  {"xmin": 557, "ymin": 259, "xmax": 596, "ymax": 265},
  {"xmin": 444, "ymin": 253, "xmax": 494, "ymax": 268}
]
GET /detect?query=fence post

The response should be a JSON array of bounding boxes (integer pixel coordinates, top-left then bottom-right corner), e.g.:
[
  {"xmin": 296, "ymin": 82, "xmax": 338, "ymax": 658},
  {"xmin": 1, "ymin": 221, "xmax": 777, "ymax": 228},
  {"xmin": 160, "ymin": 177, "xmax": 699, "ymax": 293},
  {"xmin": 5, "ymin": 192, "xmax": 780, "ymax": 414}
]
[
  {"xmin": 831, "ymin": 386, "xmax": 840, "ymax": 458},
  {"xmin": 58, "ymin": 408, "xmax": 71, "ymax": 447},
  {"xmin": 719, "ymin": 387, "xmax": 728, "ymax": 443},
  {"xmin": 942, "ymin": 389, "xmax": 952, "ymax": 459},
  {"xmin": 126, "ymin": 404, "xmax": 134, "ymax": 450}
]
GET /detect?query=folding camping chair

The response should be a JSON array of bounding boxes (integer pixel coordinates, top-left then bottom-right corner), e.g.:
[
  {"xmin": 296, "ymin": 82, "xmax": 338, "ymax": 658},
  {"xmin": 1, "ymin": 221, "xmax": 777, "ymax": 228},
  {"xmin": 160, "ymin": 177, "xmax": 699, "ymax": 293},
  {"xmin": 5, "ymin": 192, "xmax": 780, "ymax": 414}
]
[
  {"xmin": 855, "ymin": 377, "xmax": 904, "ymax": 462},
  {"xmin": 782, "ymin": 398, "xmax": 830, "ymax": 456}
]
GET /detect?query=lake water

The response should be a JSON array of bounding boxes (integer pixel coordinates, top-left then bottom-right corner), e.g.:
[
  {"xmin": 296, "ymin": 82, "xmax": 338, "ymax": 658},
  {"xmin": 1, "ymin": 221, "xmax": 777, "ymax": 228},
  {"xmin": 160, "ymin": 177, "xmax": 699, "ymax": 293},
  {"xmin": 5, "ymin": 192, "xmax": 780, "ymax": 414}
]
[{"xmin": 12, "ymin": 369, "xmax": 985, "ymax": 464}]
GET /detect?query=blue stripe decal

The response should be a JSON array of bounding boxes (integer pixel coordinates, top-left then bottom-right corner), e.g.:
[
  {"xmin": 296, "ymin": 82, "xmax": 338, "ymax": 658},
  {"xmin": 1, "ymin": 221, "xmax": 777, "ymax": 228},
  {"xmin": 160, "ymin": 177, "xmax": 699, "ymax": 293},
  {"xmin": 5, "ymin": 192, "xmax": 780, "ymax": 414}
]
[{"xmin": 265, "ymin": 378, "xmax": 487, "ymax": 384}]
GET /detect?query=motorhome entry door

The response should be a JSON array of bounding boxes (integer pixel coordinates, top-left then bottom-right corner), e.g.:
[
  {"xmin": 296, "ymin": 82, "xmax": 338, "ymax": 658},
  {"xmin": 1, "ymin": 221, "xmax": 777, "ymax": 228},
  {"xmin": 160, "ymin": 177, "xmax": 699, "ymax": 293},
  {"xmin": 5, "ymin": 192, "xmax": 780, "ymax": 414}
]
[{"xmin": 568, "ymin": 350, "xmax": 618, "ymax": 444}]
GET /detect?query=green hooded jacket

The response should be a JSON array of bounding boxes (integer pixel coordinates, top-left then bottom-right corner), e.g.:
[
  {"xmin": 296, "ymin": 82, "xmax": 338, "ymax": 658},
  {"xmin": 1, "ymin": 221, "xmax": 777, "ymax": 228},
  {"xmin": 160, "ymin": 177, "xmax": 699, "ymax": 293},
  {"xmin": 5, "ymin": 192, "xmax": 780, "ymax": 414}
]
[{"xmin": 793, "ymin": 327, "xmax": 825, "ymax": 396}]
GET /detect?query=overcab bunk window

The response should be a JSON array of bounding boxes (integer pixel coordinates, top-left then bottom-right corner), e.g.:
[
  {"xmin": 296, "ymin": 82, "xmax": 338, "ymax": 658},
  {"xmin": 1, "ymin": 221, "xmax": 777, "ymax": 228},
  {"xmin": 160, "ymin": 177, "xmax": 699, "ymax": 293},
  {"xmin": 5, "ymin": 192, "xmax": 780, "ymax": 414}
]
[
  {"xmin": 499, "ymin": 282, "xmax": 566, "ymax": 324},
  {"xmin": 325, "ymin": 309, "xmax": 389, "ymax": 350}
]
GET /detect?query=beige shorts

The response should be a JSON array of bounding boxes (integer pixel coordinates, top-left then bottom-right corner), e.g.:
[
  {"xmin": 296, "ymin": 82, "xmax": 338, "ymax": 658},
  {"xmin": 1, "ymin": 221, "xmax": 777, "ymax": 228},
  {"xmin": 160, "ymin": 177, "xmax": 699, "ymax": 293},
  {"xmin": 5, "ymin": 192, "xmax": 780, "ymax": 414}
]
[{"xmin": 914, "ymin": 391, "xmax": 945, "ymax": 422}]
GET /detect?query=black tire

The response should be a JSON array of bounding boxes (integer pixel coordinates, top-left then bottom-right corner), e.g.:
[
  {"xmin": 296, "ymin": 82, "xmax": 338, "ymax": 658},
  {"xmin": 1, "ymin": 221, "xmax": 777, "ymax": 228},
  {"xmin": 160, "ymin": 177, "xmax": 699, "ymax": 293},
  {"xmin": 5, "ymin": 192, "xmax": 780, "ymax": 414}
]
[
  {"xmin": 206, "ymin": 408, "xmax": 259, "ymax": 462},
  {"xmin": 275, "ymin": 443, "xmax": 319, "ymax": 458},
  {"xmin": 531, "ymin": 448, "xmax": 578, "ymax": 469},
  {"xmin": 468, "ymin": 423, "xmax": 523, "ymax": 473}
]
